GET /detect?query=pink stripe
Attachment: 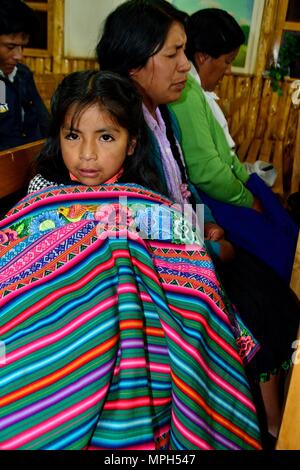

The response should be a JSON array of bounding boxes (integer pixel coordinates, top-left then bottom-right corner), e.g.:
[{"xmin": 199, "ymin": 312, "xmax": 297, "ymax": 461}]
[
  {"xmin": 5, "ymin": 295, "xmax": 118, "ymax": 364},
  {"xmin": 171, "ymin": 410, "xmax": 212, "ymax": 450},
  {"xmin": 117, "ymin": 284, "xmax": 138, "ymax": 295},
  {"xmin": 161, "ymin": 320, "xmax": 255, "ymax": 411},
  {"xmin": 140, "ymin": 292, "xmax": 152, "ymax": 302},
  {"xmin": 0, "ymin": 384, "xmax": 110, "ymax": 449},
  {"xmin": 149, "ymin": 363, "xmax": 171, "ymax": 374}
]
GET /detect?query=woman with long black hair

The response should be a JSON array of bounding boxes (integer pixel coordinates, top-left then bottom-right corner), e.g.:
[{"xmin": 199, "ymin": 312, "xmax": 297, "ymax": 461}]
[{"xmin": 96, "ymin": 0, "xmax": 300, "ymax": 447}]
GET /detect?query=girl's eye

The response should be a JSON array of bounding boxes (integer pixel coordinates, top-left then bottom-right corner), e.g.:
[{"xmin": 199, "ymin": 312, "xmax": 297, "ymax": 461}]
[
  {"xmin": 65, "ymin": 131, "xmax": 79, "ymax": 141},
  {"xmin": 100, "ymin": 134, "xmax": 114, "ymax": 142},
  {"xmin": 167, "ymin": 53, "xmax": 177, "ymax": 59}
]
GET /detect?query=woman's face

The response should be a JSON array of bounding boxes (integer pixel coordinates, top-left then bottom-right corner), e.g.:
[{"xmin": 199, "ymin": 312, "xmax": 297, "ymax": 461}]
[
  {"xmin": 196, "ymin": 48, "xmax": 239, "ymax": 91},
  {"xmin": 130, "ymin": 21, "xmax": 190, "ymax": 115}
]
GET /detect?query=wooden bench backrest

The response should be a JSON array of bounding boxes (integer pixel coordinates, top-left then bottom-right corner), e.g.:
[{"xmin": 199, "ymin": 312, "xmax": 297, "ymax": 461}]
[
  {"xmin": 217, "ymin": 75, "xmax": 300, "ymax": 196},
  {"xmin": 0, "ymin": 139, "xmax": 45, "ymax": 199}
]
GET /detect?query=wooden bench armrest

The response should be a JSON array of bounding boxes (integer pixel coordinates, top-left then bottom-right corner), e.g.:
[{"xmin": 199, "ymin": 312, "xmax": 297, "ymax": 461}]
[{"xmin": 0, "ymin": 139, "xmax": 45, "ymax": 199}]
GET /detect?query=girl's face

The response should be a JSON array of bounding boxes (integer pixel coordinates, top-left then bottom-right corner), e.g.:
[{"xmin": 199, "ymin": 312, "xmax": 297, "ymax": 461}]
[
  {"xmin": 195, "ymin": 48, "xmax": 239, "ymax": 92},
  {"xmin": 130, "ymin": 21, "xmax": 190, "ymax": 116},
  {"xmin": 60, "ymin": 103, "xmax": 136, "ymax": 185}
]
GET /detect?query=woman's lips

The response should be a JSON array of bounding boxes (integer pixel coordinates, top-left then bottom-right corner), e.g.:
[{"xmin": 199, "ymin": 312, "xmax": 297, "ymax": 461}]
[{"xmin": 172, "ymin": 80, "xmax": 187, "ymax": 91}]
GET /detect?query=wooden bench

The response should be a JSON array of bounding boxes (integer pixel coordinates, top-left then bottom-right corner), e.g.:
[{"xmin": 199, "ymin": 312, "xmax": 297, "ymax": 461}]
[
  {"xmin": 0, "ymin": 139, "xmax": 45, "ymax": 217},
  {"xmin": 217, "ymin": 75, "xmax": 300, "ymax": 198}
]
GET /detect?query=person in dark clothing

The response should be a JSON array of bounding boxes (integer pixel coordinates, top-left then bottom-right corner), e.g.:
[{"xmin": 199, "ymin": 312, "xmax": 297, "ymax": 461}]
[{"xmin": 0, "ymin": 0, "xmax": 49, "ymax": 150}]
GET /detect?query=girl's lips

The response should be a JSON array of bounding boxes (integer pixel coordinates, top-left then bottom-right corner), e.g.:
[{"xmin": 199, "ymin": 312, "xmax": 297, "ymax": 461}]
[{"xmin": 78, "ymin": 169, "xmax": 99, "ymax": 177}]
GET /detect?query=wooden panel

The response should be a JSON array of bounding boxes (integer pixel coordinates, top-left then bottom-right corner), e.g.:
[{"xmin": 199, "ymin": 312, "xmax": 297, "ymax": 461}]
[
  {"xmin": 272, "ymin": 140, "xmax": 283, "ymax": 194},
  {"xmin": 246, "ymin": 139, "xmax": 262, "ymax": 163},
  {"xmin": 0, "ymin": 140, "xmax": 44, "ymax": 198},
  {"xmin": 259, "ymin": 139, "xmax": 273, "ymax": 163},
  {"xmin": 34, "ymin": 73, "xmax": 65, "ymax": 110},
  {"xmin": 237, "ymin": 137, "xmax": 253, "ymax": 161}
]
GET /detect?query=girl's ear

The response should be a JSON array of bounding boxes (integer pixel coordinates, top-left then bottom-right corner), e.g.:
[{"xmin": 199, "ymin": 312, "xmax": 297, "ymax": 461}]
[
  {"xmin": 127, "ymin": 137, "xmax": 137, "ymax": 156},
  {"xmin": 129, "ymin": 68, "xmax": 138, "ymax": 78}
]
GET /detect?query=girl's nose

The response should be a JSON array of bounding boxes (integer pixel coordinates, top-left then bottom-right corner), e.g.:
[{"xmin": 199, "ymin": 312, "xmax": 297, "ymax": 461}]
[{"xmin": 80, "ymin": 141, "xmax": 97, "ymax": 160}]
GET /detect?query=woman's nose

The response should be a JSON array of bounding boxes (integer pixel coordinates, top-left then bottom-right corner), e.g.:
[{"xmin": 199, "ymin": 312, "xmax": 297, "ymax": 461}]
[{"xmin": 178, "ymin": 51, "xmax": 191, "ymax": 73}]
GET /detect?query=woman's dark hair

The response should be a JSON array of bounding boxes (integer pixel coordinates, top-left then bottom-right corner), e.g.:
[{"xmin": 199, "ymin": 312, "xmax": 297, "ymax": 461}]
[
  {"xmin": 186, "ymin": 8, "xmax": 245, "ymax": 62},
  {"xmin": 35, "ymin": 70, "xmax": 162, "ymax": 192},
  {"xmin": 0, "ymin": 0, "xmax": 37, "ymax": 37},
  {"xmin": 96, "ymin": 0, "xmax": 187, "ymax": 76}
]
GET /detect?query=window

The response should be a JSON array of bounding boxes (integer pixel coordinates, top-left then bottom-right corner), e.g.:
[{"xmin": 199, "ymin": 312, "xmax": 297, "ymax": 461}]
[
  {"xmin": 273, "ymin": 0, "xmax": 300, "ymax": 78},
  {"xmin": 24, "ymin": 1, "xmax": 53, "ymax": 57}
]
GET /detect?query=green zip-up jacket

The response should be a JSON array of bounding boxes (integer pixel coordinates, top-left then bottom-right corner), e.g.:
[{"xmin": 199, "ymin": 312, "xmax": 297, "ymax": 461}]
[{"xmin": 170, "ymin": 74, "xmax": 253, "ymax": 208}]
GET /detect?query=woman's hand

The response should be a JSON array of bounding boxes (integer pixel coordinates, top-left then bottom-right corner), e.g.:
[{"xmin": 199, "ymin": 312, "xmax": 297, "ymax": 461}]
[
  {"xmin": 252, "ymin": 196, "xmax": 263, "ymax": 213},
  {"xmin": 204, "ymin": 222, "xmax": 235, "ymax": 262},
  {"xmin": 204, "ymin": 222, "xmax": 225, "ymax": 241}
]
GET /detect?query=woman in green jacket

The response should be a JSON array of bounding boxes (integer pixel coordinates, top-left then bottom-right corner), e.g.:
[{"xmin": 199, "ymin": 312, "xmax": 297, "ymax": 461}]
[{"xmin": 171, "ymin": 8, "xmax": 298, "ymax": 285}]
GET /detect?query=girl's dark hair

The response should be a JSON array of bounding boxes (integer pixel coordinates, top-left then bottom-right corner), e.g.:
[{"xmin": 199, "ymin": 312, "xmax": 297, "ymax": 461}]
[
  {"xmin": 96, "ymin": 0, "xmax": 187, "ymax": 76},
  {"xmin": 186, "ymin": 8, "xmax": 245, "ymax": 62},
  {"xmin": 0, "ymin": 0, "xmax": 37, "ymax": 37},
  {"xmin": 35, "ymin": 70, "xmax": 162, "ymax": 192}
]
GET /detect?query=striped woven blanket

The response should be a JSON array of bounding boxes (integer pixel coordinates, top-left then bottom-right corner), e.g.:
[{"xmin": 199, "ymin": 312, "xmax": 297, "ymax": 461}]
[{"xmin": 0, "ymin": 184, "xmax": 261, "ymax": 450}]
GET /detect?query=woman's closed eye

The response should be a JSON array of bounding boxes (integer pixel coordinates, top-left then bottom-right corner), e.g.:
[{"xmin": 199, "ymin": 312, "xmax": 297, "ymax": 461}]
[{"xmin": 167, "ymin": 52, "xmax": 177, "ymax": 59}]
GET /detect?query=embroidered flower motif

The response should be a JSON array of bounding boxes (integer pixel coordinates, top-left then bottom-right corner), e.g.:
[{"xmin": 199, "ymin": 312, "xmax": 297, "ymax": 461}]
[
  {"xmin": 29, "ymin": 211, "xmax": 65, "ymax": 235},
  {"xmin": 0, "ymin": 228, "xmax": 18, "ymax": 244},
  {"xmin": 236, "ymin": 335, "xmax": 256, "ymax": 361}
]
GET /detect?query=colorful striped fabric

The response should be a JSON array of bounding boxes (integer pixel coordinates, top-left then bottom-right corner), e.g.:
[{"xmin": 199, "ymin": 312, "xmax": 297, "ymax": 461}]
[{"xmin": 0, "ymin": 184, "xmax": 261, "ymax": 450}]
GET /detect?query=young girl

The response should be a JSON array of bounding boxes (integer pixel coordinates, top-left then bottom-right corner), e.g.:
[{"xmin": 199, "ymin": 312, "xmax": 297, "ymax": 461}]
[
  {"xmin": 28, "ymin": 70, "xmax": 160, "ymax": 193},
  {"xmin": 0, "ymin": 70, "xmax": 261, "ymax": 450}
]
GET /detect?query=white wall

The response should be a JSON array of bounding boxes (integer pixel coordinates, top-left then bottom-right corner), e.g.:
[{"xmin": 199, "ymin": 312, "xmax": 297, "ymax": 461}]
[{"xmin": 64, "ymin": 0, "xmax": 125, "ymax": 58}]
